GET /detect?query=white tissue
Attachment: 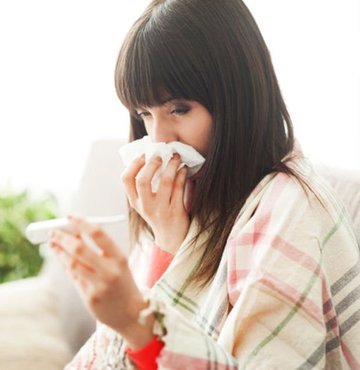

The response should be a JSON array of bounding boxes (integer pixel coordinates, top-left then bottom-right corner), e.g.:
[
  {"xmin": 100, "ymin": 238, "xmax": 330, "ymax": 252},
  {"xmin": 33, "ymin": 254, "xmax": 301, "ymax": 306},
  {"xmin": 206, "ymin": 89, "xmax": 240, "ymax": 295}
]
[{"xmin": 118, "ymin": 136, "xmax": 205, "ymax": 192}]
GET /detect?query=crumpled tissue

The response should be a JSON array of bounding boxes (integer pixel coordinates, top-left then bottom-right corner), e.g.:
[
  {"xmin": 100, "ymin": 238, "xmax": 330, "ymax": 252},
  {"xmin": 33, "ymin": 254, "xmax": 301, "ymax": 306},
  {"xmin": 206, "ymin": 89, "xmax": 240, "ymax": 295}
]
[{"xmin": 118, "ymin": 136, "xmax": 205, "ymax": 192}]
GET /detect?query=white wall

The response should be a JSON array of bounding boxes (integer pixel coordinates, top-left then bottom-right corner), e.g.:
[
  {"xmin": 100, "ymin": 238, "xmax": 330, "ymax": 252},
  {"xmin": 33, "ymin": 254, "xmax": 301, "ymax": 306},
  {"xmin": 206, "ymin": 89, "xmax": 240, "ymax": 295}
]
[
  {"xmin": 247, "ymin": 0, "xmax": 360, "ymax": 170},
  {"xmin": 0, "ymin": 0, "xmax": 359, "ymax": 210},
  {"xmin": 0, "ymin": 0, "xmax": 148, "ymax": 209}
]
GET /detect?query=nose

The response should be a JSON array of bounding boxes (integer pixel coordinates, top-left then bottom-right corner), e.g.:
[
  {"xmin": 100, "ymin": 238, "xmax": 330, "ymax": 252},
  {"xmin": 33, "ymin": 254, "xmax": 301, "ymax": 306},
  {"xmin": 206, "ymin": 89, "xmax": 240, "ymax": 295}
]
[{"xmin": 150, "ymin": 115, "xmax": 178, "ymax": 143}]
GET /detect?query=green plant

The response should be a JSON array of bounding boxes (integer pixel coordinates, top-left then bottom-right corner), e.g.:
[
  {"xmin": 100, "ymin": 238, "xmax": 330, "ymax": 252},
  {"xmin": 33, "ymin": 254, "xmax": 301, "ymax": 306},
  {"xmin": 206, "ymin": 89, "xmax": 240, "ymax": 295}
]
[{"xmin": 0, "ymin": 188, "xmax": 59, "ymax": 284}]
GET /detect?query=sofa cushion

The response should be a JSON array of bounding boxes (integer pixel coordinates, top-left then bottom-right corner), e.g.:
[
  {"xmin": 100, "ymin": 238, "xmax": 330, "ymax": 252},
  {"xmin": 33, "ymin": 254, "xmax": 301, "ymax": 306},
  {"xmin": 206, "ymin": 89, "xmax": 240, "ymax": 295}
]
[
  {"xmin": 316, "ymin": 165, "xmax": 360, "ymax": 244},
  {"xmin": 0, "ymin": 276, "xmax": 72, "ymax": 370}
]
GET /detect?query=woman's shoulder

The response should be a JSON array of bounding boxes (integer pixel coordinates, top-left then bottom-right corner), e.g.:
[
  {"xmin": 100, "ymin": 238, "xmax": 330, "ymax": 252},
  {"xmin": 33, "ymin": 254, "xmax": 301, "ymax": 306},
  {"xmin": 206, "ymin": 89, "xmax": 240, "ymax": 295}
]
[
  {"xmin": 282, "ymin": 155, "xmax": 351, "ymax": 223},
  {"xmin": 265, "ymin": 154, "xmax": 347, "ymax": 219},
  {"xmin": 230, "ymin": 154, "xmax": 357, "ymax": 250}
]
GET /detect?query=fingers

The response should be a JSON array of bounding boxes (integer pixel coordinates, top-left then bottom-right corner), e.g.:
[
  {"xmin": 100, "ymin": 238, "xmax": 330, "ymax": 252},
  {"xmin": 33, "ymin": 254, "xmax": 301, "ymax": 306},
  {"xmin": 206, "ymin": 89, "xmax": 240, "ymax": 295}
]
[
  {"xmin": 51, "ymin": 229, "xmax": 101, "ymax": 270},
  {"xmin": 171, "ymin": 166, "xmax": 188, "ymax": 207},
  {"xmin": 121, "ymin": 152, "xmax": 187, "ymax": 213},
  {"xmin": 157, "ymin": 154, "xmax": 182, "ymax": 203},
  {"xmin": 51, "ymin": 241, "xmax": 95, "ymax": 276},
  {"xmin": 121, "ymin": 154, "xmax": 146, "ymax": 208},
  {"xmin": 121, "ymin": 154, "xmax": 163, "ymax": 207},
  {"xmin": 52, "ymin": 243, "xmax": 95, "ymax": 291},
  {"xmin": 67, "ymin": 215, "xmax": 124, "ymax": 260},
  {"xmin": 135, "ymin": 156, "xmax": 162, "ymax": 199}
]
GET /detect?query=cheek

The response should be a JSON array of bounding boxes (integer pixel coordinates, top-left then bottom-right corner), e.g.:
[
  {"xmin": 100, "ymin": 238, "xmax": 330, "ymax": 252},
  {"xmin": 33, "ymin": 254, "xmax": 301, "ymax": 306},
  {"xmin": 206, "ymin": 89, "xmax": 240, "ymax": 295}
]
[
  {"xmin": 198, "ymin": 116, "xmax": 213, "ymax": 156},
  {"xmin": 186, "ymin": 122, "xmax": 212, "ymax": 157},
  {"xmin": 198, "ymin": 133, "xmax": 212, "ymax": 157}
]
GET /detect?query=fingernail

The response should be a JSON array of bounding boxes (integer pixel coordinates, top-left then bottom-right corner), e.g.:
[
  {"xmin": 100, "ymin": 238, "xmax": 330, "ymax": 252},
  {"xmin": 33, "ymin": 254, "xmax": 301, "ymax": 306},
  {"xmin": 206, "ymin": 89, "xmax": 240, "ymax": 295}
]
[
  {"xmin": 136, "ymin": 154, "xmax": 145, "ymax": 162},
  {"xmin": 152, "ymin": 156, "xmax": 162, "ymax": 164}
]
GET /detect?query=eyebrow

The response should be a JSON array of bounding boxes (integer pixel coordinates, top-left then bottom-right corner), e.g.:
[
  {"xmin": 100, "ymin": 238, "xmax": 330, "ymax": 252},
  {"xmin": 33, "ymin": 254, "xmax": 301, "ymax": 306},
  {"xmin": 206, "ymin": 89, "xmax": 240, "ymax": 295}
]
[
  {"xmin": 160, "ymin": 97, "xmax": 176, "ymax": 105},
  {"xmin": 160, "ymin": 97, "xmax": 188, "ymax": 106},
  {"xmin": 135, "ymin": 98, "xmax": 186, "ymax": 112}
]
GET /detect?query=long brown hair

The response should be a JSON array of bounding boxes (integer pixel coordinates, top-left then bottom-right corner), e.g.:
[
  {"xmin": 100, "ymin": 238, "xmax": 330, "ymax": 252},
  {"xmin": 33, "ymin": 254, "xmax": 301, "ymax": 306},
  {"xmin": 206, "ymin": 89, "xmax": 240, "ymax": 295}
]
[{"xmin": 115, "ymin": 0, "xmax": 296, "ymax": 287}]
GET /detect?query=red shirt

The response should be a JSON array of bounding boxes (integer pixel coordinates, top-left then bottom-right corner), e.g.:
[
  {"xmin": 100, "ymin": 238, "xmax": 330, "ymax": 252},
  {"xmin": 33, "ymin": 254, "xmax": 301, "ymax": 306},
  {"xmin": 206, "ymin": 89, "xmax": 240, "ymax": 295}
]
[{"xmin": 125, "ymin": 244, "xmax": 174, "ymax": 369}]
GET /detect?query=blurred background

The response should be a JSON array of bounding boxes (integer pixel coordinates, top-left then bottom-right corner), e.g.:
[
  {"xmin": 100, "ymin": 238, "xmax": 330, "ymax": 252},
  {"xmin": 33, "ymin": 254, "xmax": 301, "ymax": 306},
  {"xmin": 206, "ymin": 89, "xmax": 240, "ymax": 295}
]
[{"xmin": 0, "ymin": 0, "xmax": 359, "ymax": 210}]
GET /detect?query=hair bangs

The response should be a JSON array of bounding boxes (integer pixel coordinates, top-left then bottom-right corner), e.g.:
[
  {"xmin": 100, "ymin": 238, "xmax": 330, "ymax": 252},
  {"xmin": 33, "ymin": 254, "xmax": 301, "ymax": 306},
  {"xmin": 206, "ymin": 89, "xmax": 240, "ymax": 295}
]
[{"xmin": 115, "ymin": 14, "xmax": 208, "ymax": 115}]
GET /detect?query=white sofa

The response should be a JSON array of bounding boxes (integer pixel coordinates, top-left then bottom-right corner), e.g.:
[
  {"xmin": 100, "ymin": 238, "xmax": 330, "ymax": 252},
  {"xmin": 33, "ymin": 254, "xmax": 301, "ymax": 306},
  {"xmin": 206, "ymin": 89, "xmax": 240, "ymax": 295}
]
[
  {"xmin": 0, "ymin": 139, "xmax": 359, "ymax": 370},
  {"xmin": 0, "ymin": 139, "xmax": 129, "ymax": 370}
]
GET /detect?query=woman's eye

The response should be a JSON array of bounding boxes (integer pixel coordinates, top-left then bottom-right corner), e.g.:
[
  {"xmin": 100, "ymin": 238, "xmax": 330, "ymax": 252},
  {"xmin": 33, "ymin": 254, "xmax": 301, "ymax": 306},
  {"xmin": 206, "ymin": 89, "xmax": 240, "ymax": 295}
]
[
  {"xmin": 136, "ymin": 111, "xmax": 151, "ymax": 118},
  {"xmin": 171, "ymin": 105, "xmax": 190, "ymax": 115},
  {"xmin": 135, "ymin": 104, "xmax": 190, "ymax": 120}
]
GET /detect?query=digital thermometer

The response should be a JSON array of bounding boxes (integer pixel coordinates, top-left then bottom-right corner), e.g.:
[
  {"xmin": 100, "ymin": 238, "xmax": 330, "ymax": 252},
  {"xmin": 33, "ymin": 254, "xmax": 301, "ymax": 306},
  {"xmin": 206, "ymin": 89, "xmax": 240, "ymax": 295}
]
[{"xmin": 25, "ymin": 215, "xmax": 127, "ymax": 244}]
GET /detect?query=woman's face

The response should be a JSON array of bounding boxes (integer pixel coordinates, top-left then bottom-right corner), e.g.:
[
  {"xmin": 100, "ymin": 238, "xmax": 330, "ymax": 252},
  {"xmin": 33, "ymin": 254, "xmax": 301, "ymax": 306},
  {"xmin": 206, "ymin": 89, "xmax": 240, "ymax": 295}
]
[{"xmin": 135, "ymin": 99, "xmax": 213, "ymax": 157}]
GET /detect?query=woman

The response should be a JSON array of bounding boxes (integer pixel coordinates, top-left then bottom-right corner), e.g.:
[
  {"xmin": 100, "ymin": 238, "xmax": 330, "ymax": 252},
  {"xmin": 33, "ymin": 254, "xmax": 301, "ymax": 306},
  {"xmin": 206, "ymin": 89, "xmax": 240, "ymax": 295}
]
[{"xmin": 52, "ymin": 0, "xmax": 360, "ymax": 368}]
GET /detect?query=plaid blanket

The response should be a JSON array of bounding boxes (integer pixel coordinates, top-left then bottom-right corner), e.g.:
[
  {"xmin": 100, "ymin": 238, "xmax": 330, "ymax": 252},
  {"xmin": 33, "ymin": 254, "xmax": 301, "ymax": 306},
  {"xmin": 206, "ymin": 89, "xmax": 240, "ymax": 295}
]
[{"xmin": 65, "ymin": 156, "xmax": 360, "ymax": 369}]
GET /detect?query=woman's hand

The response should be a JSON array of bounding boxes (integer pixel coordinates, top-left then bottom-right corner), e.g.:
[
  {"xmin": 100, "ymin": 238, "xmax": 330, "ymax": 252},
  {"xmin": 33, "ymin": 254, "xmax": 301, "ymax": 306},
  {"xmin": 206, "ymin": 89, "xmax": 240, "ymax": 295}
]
[
  {"xmin": 122, "ymin": 153, "xmax": 190, "ymax": 254},
  {"xmin": 50, "ymin": 215, "xmax": 154, "ymax": 349}
]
